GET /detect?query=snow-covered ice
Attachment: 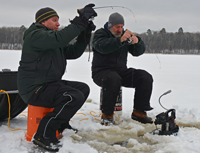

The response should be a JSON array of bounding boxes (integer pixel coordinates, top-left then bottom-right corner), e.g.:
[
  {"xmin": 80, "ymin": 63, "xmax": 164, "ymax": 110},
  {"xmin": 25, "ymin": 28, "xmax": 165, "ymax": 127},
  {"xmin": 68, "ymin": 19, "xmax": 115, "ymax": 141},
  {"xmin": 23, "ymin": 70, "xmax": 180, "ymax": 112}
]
[{"xmin": 0, "ymin": 50, "xmax": 200, "ymax": 153}]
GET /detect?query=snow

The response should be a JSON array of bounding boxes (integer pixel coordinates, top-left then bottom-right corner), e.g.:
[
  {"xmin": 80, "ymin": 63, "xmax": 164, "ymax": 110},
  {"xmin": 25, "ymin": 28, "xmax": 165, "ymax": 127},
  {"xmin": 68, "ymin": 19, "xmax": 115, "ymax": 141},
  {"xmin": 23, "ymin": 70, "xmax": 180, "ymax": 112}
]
[{"xmin": 0, "ymin": 50, "xmax": 200, "ymax": 153}]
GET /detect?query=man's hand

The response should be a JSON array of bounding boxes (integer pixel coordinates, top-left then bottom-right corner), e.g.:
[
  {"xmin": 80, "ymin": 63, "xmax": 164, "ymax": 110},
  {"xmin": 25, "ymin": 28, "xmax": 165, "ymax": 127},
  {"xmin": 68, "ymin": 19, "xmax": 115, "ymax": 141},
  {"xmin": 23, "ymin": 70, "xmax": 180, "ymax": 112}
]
[
  {"xmin": 77, "ymin": 21, "xmax": 96, "ymax": 44},
  {"xmin": 120, "ymin": 29, "xmax": 138, "ymax": 44},
  {"xmin": 120, "ymin": 29, "xmax": 132, "ymax": 42},
  {"xmin": 87, "ymin": 21, "xmax": 96, "ymax": 32},
  {"xmin": 78, "ymin": 4, "xmax": 97, "ymax": 21},
  {"xmin": 71, "ymin": 4, "xmax": 97, "ymax": 29},
  {"xmin": 129, "ymin": 34, "xmax": 138, "ymax": 44}
]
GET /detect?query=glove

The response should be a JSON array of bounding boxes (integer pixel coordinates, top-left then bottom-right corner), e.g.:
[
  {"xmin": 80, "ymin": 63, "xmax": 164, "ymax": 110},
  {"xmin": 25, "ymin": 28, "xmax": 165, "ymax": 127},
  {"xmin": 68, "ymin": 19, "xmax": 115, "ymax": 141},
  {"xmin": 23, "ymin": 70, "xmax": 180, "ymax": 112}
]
[
  {"xmin": 70, "ymin": 16, "xmax": 88, "ymax": 28},
  {"xmin": 77, "ymin": 21, "xmax": 96, "ymax": 44},
  {"xmin": 87, "ymin": 21, "xmax": 96, "ymax": 32},
  {"xmin": 71, "ymin": 4, "xmax": 97, "ymax": 28},
  {"xmin": 78, "ymin": 3, "xmax": 97, "ymax": 20}
]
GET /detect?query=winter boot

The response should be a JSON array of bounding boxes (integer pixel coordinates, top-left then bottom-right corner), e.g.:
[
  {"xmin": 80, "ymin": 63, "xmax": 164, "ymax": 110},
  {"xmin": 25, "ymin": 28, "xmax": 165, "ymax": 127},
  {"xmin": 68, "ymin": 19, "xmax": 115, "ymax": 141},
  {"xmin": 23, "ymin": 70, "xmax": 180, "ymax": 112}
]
[
  {"xmin": 32, "ymin": 133, "xmax": 62, "ymax": 152},
  {"xmin": 101, "ymin": 113, "xmax": 115, "ymax": 126},
  {"xmin": 58, "ymin": 122, "xmax": 78, "ymax": 134},
  {"xmin": 57, "ymin": 122, "xmax": 78, "ymax": 139},
  {"xmin": 131, "ymin": 109, "xmax": 153, "ymax": 124}
]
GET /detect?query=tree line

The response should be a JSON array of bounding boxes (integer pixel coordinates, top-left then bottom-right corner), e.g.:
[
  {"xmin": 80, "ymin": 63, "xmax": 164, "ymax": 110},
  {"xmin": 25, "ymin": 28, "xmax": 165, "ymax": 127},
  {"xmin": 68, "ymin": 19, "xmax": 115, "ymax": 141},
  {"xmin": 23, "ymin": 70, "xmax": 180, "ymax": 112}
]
[
  {"xmin": 138, "ymin": 28, "xmax": 200, "ymax": 54},
  {"xmin": 0, "ymin": 26, "xmax": 199, "ymax": 54},
  {"xmin": 0, "ymin": 25, "xmax": 26, "ymax": 50}
]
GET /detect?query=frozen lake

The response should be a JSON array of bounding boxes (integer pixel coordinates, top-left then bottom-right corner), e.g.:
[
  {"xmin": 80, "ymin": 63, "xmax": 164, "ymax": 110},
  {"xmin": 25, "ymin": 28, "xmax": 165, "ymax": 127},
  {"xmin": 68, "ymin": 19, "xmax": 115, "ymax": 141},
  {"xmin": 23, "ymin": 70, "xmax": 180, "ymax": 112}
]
[{"xmin": 0, "ymin": 50, "xmax": 200, "ymax": 153}]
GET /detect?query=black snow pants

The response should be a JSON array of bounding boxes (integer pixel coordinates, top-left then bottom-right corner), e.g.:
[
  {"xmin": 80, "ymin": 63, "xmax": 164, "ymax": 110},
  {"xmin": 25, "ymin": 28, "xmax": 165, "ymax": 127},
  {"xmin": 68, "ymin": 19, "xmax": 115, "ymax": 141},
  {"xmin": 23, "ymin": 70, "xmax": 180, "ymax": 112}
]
[
  {"xmin": 92, "ymin": 68, "xmax": 153, "ymax": 114},
  {"xmin": 27, "ymin": 80, "xmax": 90, "ymax": 140}
]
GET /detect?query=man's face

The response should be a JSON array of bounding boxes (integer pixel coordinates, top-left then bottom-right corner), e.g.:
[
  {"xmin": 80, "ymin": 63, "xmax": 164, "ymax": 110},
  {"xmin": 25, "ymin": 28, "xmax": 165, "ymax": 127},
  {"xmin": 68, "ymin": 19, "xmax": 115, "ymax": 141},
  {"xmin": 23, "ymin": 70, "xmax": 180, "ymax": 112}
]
[
  {"xmin": 41, "ymin": 16, "xmax": 60, "ymax": 31},
  {"xmin": 109, "ymin": 24, "xmax": 124, "ymax": 37}
]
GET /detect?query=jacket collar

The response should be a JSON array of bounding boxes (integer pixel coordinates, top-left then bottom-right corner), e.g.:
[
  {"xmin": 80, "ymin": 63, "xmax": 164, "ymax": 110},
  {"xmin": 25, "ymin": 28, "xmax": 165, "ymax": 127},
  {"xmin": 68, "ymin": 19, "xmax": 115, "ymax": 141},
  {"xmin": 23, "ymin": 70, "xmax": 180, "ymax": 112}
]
[{"xmin": 34, "ymin": 22, "xmax": 50, "ymax": 30}]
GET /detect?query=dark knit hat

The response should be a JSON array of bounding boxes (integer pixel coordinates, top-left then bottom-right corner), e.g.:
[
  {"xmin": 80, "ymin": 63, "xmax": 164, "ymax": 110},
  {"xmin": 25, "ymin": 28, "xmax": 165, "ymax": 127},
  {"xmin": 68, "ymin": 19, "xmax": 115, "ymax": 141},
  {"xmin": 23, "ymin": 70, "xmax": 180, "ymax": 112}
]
[
  {"xmin": 35, "ymin": 7, "xmax": 59, "ymax": 23},
  {"xmin": 108, "ymin": 12, "xmax": 124, "ymax": 28}
]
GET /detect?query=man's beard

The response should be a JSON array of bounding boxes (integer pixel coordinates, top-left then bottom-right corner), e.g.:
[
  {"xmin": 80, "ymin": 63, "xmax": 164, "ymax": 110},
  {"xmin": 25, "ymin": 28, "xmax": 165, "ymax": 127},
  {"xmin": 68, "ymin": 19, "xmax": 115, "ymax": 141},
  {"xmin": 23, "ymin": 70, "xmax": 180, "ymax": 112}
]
[{"xmin": 109, "ymin": 28, "xmax": 122, "ymax": 38}]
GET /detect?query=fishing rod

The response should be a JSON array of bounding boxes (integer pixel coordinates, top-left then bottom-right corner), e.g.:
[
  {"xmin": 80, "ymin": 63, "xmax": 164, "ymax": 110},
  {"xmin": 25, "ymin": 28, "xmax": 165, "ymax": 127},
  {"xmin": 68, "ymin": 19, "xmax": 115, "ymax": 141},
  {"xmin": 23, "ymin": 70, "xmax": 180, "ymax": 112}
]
[{"xmin": 93, "ymin": 6, "xmax": 137, "ymax": 22}]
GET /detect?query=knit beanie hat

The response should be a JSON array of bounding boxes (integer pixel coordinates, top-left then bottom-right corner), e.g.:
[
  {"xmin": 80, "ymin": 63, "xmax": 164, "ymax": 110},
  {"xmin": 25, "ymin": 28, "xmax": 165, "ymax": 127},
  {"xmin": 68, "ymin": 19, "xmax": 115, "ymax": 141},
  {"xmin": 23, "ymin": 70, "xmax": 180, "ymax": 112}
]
[
  {"xmin": 35, "ymin": 7, "xmax": 59, "ymax": 23},
  {"xmin": 108, "ymin": 12, "xmax": 124, "ymax": 28}
]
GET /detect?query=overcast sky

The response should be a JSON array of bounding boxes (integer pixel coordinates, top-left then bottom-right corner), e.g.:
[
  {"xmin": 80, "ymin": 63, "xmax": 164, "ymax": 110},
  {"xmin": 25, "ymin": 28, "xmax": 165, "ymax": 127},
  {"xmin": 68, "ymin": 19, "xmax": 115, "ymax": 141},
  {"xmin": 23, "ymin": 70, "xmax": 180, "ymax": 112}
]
[{"xmin": 0, "ymin": 0, "xmax": 199, "ymax": 33}]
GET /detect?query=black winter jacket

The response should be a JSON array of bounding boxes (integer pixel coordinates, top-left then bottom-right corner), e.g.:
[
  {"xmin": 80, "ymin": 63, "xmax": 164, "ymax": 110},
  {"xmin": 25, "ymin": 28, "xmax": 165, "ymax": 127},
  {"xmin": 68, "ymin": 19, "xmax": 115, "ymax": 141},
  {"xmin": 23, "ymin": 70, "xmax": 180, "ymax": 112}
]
[{"xmin": 92, "ymin": 22, "xmax": 146, "ymax": 73}]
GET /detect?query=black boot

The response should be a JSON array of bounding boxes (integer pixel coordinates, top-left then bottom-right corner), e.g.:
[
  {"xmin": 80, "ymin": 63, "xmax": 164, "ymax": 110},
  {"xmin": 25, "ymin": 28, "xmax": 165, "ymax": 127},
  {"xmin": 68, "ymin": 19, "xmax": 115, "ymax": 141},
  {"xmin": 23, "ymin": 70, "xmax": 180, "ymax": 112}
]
[
  {"xmin": 32, "ymin": 133, "xmax": 61, "ymax": 152},
  {"xmin": 58, "ymin": 122, "xmax": 78, "ymax": 134}
]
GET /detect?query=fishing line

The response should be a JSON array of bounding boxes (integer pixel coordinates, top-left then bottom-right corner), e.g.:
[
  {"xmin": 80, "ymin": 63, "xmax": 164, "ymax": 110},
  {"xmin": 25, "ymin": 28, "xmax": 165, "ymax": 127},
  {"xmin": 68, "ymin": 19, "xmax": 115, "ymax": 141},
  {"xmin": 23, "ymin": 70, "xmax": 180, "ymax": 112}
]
[
  {"xmin": 94, "ymin": 6, "xmax": 137, "ymax": 22},
  {"xmin": 155, "ymin": 54, "xmax": 161, "ymax": 69},
  {"xmin": 146, "ymin": 46, "xmax": 162, "ymax": 69}
]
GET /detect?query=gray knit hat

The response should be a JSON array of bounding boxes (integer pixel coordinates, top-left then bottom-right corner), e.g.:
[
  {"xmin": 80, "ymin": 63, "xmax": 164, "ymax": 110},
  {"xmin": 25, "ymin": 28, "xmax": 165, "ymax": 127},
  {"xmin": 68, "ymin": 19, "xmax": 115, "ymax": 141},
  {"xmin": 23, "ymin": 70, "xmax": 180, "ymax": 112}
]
[{"xmin": 108, "ymin": 12, "xmax": 124, "ymax": 28}]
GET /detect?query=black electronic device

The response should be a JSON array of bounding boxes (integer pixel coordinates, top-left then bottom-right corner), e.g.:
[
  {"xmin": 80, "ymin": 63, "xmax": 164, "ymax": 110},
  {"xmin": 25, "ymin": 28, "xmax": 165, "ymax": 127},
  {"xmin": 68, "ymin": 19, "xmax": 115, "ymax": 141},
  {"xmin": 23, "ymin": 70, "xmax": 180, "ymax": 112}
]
[{"xmin": 151, "ymin": 90, "xmax": 179, "ymax": 136}]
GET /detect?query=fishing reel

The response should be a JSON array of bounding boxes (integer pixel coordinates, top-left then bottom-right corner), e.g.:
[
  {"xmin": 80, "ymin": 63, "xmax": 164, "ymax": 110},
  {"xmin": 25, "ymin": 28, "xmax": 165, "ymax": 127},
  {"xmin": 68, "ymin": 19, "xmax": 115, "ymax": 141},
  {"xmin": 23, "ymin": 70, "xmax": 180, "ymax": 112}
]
[
  {"xmin": 152, "ymin": 90, "xmax": 179, "ymax": 136},
  {"xmin": 127, "ymin": 38, "xmax": 133, "ymax": 44}
]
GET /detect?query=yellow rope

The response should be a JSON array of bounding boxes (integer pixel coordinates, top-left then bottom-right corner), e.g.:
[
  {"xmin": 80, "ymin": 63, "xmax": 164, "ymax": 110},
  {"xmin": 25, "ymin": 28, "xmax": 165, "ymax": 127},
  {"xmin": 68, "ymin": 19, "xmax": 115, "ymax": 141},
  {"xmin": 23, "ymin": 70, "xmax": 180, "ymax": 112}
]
[
  {"xmin": 94, "ymin": 118, "xmax": 101, "ymax": 122},
  {"xmin": 114, "ymin": 114, "xmax": 120, "ymax": 121},
  {"xmin": 98, "ymin": 113, "xmax": 102, "ymax": 117},
  {"xmin": 18, "ymin": 114, "xmax": 27, "ymax": 117},
  {"xmin": 90, "ymin": 111, "xmax": 97, "ymax": 117},
  {"xmin": 90, "ymin": 111, "xmax": 121, "ymax": 122},
  {"xmin": 0, "ymin": 89, "xmax": 121, "ymax": 132},
  {"xmin": 79, "ymin": 118, "xmax": 89, "ymax": 121},
  {"xmin": 0, "ymin": 90, "xmax": 21, "ymax": 131},
  {"xmin": 76, "ymin": 113, "xmax": 86, "ymax": 116},
  {"xmin": 74, "ymin": 113, "xmax": 88, "ymax": 121},
  {"xmin": 21, "ymin": 111, "xmax": 28, "ymax": 113}
]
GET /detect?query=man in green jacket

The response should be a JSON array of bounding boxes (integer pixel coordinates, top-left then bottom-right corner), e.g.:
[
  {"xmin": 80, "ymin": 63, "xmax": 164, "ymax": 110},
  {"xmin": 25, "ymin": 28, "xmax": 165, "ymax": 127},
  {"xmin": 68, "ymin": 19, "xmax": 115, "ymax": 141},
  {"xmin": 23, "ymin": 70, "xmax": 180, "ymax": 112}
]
[
  {"xmin": 17, "ymin": 4, "xmax": 97, "ymax": 151},
  {"xmin": 92, "ymin": 12, "xmax": 153, "ymax": 126}
]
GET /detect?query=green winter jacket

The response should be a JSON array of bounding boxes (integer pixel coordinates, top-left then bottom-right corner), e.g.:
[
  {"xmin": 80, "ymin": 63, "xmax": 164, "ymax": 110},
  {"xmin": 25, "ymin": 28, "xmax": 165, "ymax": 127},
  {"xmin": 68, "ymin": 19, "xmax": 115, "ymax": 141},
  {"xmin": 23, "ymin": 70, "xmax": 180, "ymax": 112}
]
[{"xmin": 17, "ymin": 22, "xmax": 87, "ymax": 103}]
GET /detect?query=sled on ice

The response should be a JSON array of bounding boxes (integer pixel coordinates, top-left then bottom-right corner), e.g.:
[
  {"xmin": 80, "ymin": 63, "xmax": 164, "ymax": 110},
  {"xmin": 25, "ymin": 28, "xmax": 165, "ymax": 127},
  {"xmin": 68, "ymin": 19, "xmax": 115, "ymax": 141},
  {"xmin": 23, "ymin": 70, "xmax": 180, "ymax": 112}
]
[{"xmin": 0, "ymin": 69, "xmax": 27, "ymax": 122}]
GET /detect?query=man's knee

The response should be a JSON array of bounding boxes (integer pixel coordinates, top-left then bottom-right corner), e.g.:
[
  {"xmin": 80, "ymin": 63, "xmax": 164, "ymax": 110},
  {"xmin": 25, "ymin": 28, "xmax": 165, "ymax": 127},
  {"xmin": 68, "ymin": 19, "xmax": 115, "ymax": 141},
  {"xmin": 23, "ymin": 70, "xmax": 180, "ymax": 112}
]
[
  {"xmin": 76, "ymin": 92, "xmax": 86, "ymax": 105},
  {"xmin": 102, "ymin": 73, "xmax": 122, "ymax": 88},
  {"xmin": 140, "ymin": 70, "xmax": 153, "ymax": 83},
  {"xmin": 65, "ymin": 91, "xmax": 85, "ymax": 108},
  {"xmin": 83, "ymin": 83, "xmax": 90, "ymax": 98}
]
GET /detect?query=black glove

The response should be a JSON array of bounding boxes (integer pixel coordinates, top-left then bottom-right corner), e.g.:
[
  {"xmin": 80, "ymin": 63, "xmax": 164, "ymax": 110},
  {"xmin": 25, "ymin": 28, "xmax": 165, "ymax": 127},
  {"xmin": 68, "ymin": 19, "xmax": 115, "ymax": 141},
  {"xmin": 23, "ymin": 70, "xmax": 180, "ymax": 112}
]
[
  {"xmin": 77, "ymin": 21, "xmax": 96, "ymax": 44},
  {"xmin": 70, "ymin": 16, "xmax": 88, "ymax": 28},
  {"xmin": 87, "ymin": 21, "xmax": 96, "ymax": 32},
  {"xmin": 78, "ymin": 3, "xmax": 97, "ymax": 20},
  {"xmin": 71, "ymin": 4, "xmax": 97, "ymax": 29}
]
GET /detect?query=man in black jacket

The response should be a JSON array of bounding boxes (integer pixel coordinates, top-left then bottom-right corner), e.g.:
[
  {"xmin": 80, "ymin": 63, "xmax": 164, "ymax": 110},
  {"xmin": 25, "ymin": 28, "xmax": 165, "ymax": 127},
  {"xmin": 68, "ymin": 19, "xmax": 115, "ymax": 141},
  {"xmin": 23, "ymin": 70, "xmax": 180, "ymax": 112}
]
[
  {"xmin": 18, "ymin": 4, "xmax": 97, "ymax": 151},
  {"xmin": 92, "ymin": 12, "xmax": 153, "ymax": 126}
]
